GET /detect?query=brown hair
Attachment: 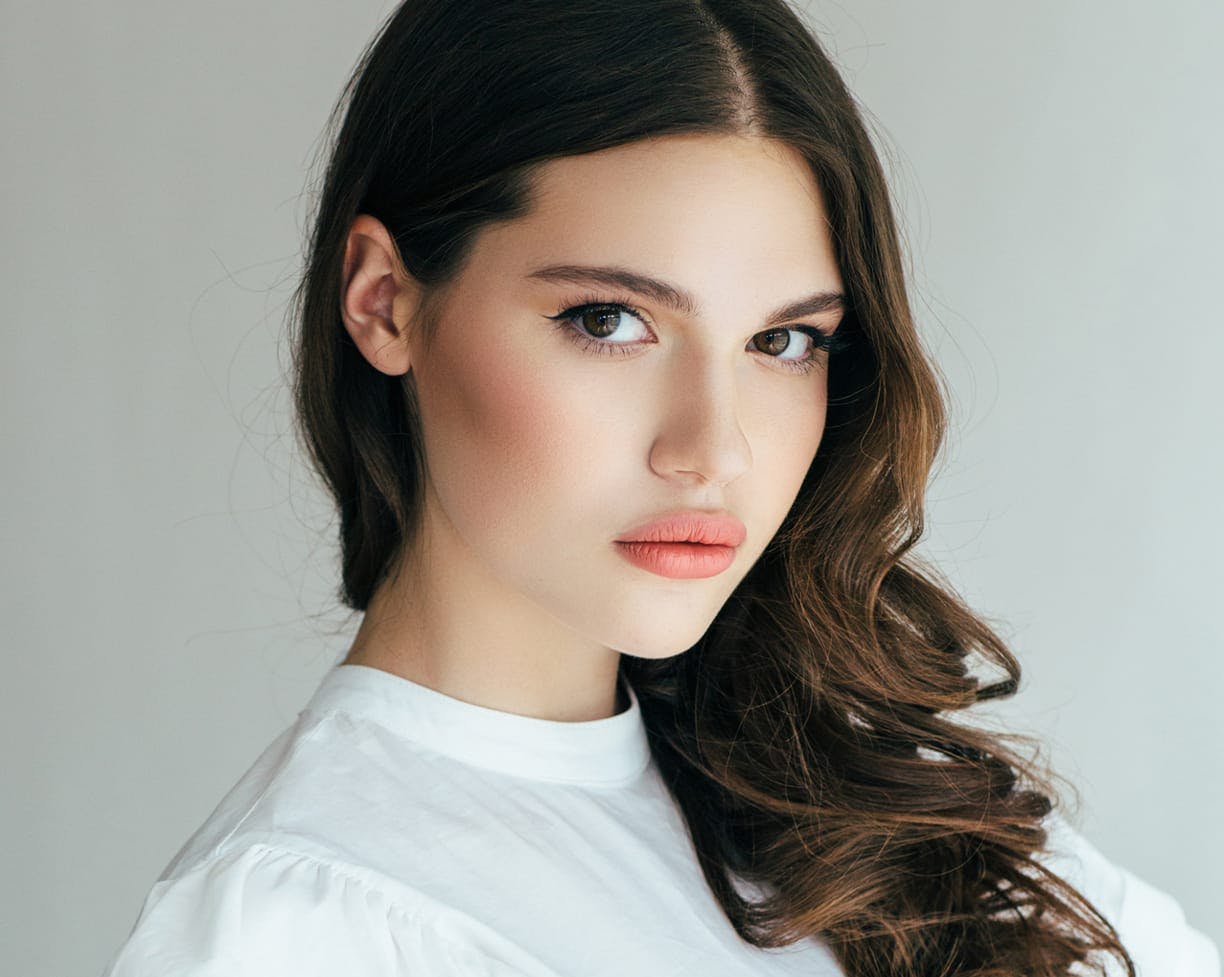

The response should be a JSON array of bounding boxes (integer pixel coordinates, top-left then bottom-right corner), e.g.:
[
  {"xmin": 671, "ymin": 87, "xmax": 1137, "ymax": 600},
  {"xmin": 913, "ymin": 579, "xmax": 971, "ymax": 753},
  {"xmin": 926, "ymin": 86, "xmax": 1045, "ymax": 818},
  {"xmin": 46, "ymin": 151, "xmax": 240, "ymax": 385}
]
[{"xmin": 289, "ymin": 1, "xmax": 1134, "ymax": 973}]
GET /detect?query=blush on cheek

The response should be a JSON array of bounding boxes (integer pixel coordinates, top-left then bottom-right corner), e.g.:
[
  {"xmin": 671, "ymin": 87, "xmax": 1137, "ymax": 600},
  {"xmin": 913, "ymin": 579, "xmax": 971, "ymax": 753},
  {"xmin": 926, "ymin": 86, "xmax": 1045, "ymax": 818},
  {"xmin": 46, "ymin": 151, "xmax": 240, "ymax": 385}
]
[{"xmin": 417, "ymin": 339, "xmax": 579, "ymax": 540}]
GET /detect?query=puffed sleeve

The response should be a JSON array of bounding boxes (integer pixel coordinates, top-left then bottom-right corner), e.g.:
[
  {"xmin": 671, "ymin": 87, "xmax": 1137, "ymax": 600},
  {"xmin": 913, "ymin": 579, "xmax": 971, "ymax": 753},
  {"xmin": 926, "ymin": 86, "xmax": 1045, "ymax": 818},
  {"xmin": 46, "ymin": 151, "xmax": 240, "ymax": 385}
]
[
  {"xmin": 100, "ymin": 844, "xmax": 540, "ymax": 977},
  {"xmin": 1039, "ymin": 813, "xmax": 1221, "ymax": 977}
]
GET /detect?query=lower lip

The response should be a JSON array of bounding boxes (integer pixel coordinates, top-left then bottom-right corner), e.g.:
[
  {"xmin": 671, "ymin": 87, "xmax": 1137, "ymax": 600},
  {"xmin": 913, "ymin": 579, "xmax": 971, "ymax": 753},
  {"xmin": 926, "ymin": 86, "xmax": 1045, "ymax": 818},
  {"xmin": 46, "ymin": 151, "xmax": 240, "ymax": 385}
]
[{"xmin": 614, "ymin": 541, "xmax": 737, "ymax": 579}]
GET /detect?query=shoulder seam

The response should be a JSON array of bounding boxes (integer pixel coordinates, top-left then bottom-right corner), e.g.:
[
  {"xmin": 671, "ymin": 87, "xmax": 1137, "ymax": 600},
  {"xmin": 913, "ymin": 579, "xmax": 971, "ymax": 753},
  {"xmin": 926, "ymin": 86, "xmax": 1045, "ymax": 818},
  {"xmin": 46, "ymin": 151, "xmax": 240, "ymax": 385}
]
[
  {"xmin": 230, "ymin": 840, "xmax": 438, "ymax": 926},
  {"xmin": 176, "ymin": 841, "xmax": 551, "ymax": 974},
  {"xmin": 179, "ymin": 840, "xmax": 489, "ymax": 939}
]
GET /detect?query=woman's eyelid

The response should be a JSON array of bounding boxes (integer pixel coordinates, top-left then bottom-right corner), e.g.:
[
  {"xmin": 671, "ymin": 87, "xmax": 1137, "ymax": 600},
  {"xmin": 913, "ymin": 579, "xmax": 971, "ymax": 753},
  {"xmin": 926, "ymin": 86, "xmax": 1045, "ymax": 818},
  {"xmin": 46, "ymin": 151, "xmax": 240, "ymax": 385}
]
[{"xmin": 781, "ymin": 308, "xmax": 844, "ymax": 334}]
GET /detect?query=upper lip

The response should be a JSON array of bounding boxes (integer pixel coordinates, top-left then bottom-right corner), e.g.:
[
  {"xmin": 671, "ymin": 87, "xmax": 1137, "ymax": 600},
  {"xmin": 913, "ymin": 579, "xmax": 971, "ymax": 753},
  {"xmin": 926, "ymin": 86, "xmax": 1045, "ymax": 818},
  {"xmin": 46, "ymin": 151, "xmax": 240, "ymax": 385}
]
[{"xmin": 617, "ymin": 510, "xmax": 747, "ymax": 547}]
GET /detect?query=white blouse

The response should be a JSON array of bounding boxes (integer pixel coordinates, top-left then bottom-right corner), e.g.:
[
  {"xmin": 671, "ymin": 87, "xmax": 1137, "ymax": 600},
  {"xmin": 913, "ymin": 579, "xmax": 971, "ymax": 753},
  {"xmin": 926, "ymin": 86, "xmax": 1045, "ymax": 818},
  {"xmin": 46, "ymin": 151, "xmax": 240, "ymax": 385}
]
[{"xmin": 102, "ymin": 663, "xmax": 1220, "ymax": 976}]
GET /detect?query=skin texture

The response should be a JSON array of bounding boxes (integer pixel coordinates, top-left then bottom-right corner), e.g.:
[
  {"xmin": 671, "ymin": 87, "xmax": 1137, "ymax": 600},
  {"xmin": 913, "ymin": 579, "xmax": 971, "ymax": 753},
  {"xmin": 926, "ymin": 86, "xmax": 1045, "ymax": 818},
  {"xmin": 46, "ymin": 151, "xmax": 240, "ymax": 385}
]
[{"xmin": 338, "ymin": 133, "xmax": 844, "ymax": 722}]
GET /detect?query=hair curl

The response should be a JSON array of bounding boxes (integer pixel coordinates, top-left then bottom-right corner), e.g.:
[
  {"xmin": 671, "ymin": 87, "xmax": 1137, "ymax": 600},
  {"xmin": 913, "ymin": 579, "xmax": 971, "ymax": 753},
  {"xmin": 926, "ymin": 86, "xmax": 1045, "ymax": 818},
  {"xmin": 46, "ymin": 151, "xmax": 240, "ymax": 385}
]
[{"xmin": 288, "ymin": 1, "xmax": 1135, "ymax": 974}]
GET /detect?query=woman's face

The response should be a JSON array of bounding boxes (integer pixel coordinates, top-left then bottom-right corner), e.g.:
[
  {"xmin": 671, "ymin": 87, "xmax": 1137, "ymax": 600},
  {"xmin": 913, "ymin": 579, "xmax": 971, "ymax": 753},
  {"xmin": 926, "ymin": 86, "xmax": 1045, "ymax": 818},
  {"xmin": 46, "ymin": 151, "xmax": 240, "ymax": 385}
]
[{"xmin": 400, "ymin": 133, "xmax": 843, "ymax": 661}]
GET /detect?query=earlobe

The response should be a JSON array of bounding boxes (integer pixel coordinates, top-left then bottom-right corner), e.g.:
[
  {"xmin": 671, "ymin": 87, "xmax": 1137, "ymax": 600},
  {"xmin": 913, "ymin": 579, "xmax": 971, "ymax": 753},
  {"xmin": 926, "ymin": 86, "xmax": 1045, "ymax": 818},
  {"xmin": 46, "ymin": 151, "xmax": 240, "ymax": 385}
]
[{"xmin": 339, "ymin": 214, "xmax": 420, "ymax": 377}]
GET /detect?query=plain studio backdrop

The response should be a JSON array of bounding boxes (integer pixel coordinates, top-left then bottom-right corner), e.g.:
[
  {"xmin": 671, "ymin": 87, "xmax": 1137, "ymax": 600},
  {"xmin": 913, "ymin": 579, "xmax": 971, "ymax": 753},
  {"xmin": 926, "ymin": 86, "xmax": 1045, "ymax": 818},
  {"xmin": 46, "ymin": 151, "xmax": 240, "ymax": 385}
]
[{"xmin": 2, "ymin": 2, "xmax": 1221, "ymax": 974}]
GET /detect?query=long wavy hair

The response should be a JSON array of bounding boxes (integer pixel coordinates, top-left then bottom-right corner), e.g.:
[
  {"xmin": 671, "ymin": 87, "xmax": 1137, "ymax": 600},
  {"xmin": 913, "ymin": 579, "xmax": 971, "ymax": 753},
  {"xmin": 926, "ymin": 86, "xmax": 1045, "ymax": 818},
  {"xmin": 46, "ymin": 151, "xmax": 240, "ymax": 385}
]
[{"xmin": 288, "ymin": 1, "xmax": 1134, "ymax": 974}]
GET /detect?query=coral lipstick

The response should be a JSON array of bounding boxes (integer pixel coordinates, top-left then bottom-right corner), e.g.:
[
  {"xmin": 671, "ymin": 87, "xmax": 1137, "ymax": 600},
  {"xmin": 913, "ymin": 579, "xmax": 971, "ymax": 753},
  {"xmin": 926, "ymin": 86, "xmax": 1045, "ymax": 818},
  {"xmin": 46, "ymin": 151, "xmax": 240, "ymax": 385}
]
[
  {"xmin": 615, "ymin": 540, "xmax": 737, "ymax": 578},
  {"xmin": 615, "ymin": 510, "xmax": 746, "ymax": 579}
]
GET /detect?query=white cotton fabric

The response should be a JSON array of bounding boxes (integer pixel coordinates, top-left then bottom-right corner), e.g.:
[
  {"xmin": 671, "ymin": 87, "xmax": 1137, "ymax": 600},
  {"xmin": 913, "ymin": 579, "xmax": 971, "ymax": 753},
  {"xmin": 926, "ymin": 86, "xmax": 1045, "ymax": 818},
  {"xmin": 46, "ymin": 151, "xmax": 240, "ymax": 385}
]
[{"xmin": 101, "ymin": 663, "xmax": 1220, "ymax": 977}]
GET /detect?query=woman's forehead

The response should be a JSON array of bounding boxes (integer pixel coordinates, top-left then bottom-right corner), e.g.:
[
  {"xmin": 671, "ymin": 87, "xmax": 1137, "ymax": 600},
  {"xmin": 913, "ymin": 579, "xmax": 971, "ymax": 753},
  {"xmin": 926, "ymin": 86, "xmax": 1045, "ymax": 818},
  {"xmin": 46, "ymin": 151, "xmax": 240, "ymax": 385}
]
[
  {"xmin": 469, "ymin": 134, "xmax": 840, "ymax": 290},
  {"xmin": 525, "ymin": 133, "xmax": 823, "ymax": 216}
]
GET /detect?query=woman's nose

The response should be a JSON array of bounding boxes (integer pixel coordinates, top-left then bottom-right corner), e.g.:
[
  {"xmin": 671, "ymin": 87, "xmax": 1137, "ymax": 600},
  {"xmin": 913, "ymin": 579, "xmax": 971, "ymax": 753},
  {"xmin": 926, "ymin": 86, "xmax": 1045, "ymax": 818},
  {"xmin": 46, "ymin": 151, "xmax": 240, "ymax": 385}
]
[{"xmin": 648, "ymin": 366, "xmax": 752, "ymax": 488}]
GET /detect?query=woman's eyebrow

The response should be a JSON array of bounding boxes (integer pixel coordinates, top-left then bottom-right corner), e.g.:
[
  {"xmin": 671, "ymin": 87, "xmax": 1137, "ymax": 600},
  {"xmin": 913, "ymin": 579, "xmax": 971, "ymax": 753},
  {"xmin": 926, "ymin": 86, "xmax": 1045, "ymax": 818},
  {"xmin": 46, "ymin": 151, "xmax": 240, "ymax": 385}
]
[{"xmin": 526, "ymin": 263, "xmax": 845, "ymax": 327}]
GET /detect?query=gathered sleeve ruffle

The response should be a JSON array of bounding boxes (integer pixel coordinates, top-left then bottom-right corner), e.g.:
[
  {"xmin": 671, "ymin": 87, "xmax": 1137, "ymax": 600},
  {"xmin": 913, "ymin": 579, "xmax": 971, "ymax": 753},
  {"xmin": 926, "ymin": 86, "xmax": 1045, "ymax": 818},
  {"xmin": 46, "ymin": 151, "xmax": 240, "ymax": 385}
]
[{"xmin": 101, "ymin": 843, "xmax": 557, "ymax": 977}]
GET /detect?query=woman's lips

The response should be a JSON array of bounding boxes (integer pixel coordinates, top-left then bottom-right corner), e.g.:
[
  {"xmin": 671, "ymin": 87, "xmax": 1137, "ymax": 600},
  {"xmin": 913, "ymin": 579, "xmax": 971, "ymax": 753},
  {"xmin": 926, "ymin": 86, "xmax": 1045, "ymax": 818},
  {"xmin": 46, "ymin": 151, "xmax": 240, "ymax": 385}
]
[{"xmin": 614, "ymin": 540, "xmax": 737, "ymax": 579}]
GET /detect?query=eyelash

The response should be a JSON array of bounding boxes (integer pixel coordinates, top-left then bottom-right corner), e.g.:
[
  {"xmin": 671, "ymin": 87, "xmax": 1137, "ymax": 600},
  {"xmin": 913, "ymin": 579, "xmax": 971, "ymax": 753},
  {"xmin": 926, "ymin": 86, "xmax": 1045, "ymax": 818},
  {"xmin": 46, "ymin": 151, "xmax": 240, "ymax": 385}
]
[{"xmin": 545, "ymin": 293, "xmax": 850, "ymax": 375}]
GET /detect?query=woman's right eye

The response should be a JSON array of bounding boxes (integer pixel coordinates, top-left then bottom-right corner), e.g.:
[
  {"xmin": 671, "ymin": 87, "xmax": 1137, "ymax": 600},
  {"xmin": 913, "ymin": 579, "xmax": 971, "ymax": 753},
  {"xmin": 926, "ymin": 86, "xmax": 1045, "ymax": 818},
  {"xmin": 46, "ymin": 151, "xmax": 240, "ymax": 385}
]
[{"xmin": 546, "ymin": 302, "xmax": 654, "ymax": 358}]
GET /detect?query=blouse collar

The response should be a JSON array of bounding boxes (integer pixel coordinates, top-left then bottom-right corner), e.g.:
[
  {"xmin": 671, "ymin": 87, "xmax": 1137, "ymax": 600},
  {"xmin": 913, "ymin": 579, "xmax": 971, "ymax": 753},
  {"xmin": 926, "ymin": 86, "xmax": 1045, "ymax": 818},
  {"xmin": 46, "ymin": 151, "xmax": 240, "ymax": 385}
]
[{"xmin": 301, "ymin": 662, "xmax": 652, "ymax": 787}]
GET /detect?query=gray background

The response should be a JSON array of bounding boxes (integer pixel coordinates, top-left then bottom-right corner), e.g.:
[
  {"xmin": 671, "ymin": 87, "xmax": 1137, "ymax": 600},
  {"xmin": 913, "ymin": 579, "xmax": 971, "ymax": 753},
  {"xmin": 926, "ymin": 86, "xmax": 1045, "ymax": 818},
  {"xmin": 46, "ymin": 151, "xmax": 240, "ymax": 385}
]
[{"xmin": 2, "ymin": 2, "xmax": 1219, "ymax": 974}]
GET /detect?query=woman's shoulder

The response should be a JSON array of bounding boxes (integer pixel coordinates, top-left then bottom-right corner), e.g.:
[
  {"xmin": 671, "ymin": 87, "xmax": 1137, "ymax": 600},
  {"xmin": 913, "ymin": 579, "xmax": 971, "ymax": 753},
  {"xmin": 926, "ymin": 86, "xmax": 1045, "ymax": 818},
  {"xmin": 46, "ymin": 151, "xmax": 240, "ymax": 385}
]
[
  {"xmin": 152, "ymin": 701, "xmax": 447, "ymax": 886},
  {"xmin": 1036, "ymin": 811, "xmax": 1221, "ymax": 977},
  {"xmin": 100, "ymin": 841, "xmax": 565, "ymax": 977}
]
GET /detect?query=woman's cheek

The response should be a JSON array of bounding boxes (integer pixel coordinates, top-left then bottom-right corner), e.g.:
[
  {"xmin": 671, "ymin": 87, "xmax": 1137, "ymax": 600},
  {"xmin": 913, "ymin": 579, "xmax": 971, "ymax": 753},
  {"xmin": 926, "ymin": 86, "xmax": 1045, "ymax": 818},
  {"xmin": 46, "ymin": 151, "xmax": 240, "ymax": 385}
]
[{"xmin": 418, "ymin": 338, "xmax": 590, "ymax": 531}]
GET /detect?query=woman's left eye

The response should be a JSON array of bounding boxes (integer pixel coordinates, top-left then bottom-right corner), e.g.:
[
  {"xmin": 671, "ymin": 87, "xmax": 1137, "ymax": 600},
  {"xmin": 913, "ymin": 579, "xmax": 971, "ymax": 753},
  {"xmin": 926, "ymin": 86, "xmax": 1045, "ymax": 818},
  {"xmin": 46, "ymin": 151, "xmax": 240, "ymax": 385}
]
[{"xmin": 545, "ymin": 300, "xmax": 847, "ymax": 375}]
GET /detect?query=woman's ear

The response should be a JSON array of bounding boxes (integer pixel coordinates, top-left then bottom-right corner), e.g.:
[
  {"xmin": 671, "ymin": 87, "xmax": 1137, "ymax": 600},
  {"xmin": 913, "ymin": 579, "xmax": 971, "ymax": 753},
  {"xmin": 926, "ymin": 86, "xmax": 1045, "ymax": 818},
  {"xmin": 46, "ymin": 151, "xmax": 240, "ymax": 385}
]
[{"xmin": 339, "ymin": 214, "xmax": 422, "ymax": 376}]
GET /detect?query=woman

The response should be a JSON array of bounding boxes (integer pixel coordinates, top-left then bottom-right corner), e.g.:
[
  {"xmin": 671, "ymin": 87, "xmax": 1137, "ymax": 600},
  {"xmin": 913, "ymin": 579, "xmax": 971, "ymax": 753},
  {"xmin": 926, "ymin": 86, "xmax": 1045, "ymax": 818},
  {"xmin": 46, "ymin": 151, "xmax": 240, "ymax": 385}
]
[{"xmin": 102, "ymin": 1, "xmax": 1219, "ymax": 975}]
